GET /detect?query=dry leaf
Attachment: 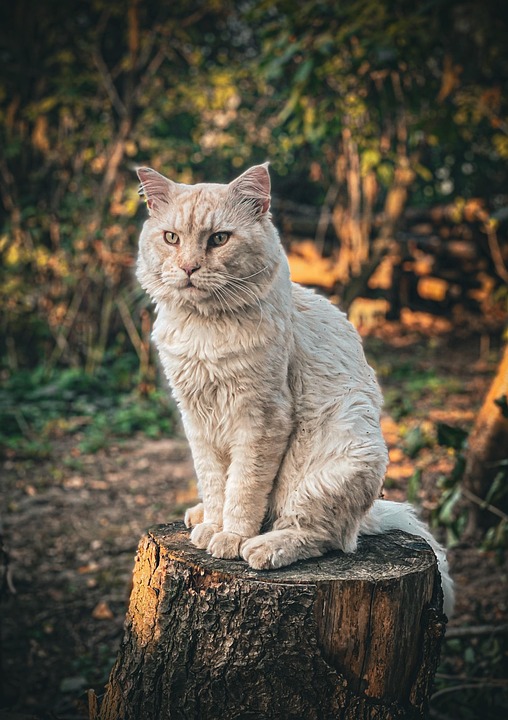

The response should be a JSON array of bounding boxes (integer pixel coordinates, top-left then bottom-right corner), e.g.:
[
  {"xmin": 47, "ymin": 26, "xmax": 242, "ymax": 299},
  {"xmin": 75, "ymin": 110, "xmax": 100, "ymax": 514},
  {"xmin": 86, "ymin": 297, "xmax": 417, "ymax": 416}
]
[{"xmin": 92, "ymin": 601, "xmax": 114, "ymax": 620}]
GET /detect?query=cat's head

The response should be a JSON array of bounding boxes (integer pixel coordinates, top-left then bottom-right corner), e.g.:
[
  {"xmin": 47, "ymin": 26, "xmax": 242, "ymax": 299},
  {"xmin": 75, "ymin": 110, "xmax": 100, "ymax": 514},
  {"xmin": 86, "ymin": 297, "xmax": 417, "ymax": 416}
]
[{"xmin": 136, "ymin": 164, "xmax": 283, "ymax": 314}]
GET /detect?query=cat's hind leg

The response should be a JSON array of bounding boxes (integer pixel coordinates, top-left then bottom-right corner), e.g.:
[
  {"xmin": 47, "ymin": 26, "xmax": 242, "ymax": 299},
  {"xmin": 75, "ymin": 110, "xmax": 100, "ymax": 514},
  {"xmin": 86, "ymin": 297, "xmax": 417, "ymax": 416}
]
[
  {"xmin": 184, "ymin": 502, "xmax": 204, "ymax": 528},
  {"xmin": 241, "ymin": 526, "xmax": 333, "ymax": 570},
  {"xmin": 241, "ymin": 456, "xmax": 385, "ymax": 570}
]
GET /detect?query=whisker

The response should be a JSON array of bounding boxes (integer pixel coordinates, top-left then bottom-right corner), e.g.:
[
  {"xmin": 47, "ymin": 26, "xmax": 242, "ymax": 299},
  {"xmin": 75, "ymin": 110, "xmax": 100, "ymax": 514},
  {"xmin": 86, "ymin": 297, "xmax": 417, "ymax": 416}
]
[
  {"xmin": 220, "ymin": 283, "xmax": 264, "ymax": 331},
  {"xmin": 216, "ymin": 265, "xmax": 269, "ymax": 283},
  {"xmin": 212, "ymin": 286, "xmax": 230, "ymax": 315},
  {"xmin": 210, "ymin": 287, "xmax": 224, "ymax": 313},
  {"xmin": 225, "ymin": 278, "xmax": 261, "ymax": 304},
  {"xmin": 213, "ymin": 270, "xmax": 262, "ymax": 298},
  {"xmin": 220, "ymin": 285, "xmax": 252, "ymax": 313},
  {"xmin": 214, "ymin": 285, "xmax": 236, "ymax": 315},
  {"xmin": 219, "ymin": 284, "xmax": 247, "ymax": 306}
]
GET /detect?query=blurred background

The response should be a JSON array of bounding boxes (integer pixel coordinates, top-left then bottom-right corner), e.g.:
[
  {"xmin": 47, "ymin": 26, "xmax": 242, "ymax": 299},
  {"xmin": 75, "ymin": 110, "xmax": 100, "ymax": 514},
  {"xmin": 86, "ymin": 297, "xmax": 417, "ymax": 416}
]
[{"xmin": 1, "ymin": 1, "xmax": 507, "ymax": 718}]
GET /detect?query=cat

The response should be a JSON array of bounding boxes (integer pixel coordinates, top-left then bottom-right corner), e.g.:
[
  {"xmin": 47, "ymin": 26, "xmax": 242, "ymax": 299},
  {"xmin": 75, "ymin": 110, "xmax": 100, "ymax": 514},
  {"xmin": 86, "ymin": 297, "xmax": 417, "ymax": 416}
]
[{"xmin": 136, "ymin": 163, "xmax": 454, "ymax": 617}]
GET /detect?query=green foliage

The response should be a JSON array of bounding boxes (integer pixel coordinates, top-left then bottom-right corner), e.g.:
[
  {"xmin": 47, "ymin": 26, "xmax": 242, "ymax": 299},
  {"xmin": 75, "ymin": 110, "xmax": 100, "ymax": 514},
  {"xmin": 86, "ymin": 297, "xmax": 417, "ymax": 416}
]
[
  {"xmin": 494, "ymin": 394, "xmax": 508, "ymax": 419},
  {"xmin": 0, "ymin": 0, "xmax": 244, "ymax": 370},
  {"xmin": 249, "ymin": 0, "xmax": 508, "ymax": 199},
  {"xmin": 381, "ymin": 363, "xmax": 458, "ymax": 420},
  {"xmin": 407, "ymin": 468, "xmax": 422, "ymax": 504},
  {"xmin": 436, "ymin": 422, "xmax": 468, "ymax": 450},
  {"xmin": 77, "ymin": 391, "xmax": 175, "ymax": 454},
  {"xmin": 403, "ymin": 427, "xmax": 432, "ymax": 459},
  {"xmin": 432, "ymin": 426, "xmax": 470, "ymax": 546},
  {"xmin": 435, "ymin": 633, "xmax": 508, "ymax": 720},
  {"xmin": 1, "ymin": 1, "xmax": 507, "ymax": 373},
  {"xmin": 433, "ymin": 424, "xmax": 508, "ymax": 552},
  {"xmin": 0, "ymin": 355, "xmax": 176, "ymax": 457}
]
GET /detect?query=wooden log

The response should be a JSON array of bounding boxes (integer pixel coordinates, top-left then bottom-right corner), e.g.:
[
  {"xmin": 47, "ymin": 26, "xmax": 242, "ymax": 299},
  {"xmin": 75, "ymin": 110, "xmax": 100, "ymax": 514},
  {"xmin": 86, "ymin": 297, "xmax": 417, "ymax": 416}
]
[{"xmin": 98, "ymin": 522, "xmax": 447, "ymax": 720}]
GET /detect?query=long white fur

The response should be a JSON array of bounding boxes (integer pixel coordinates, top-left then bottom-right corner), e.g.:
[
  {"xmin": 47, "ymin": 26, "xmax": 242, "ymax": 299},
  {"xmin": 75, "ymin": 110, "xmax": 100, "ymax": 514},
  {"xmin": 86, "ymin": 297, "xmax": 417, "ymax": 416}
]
[
  {"xmin": 361, "ymin": 500, "xmax": 454, "ymax": 616},
  {"xmin": 136, "ymin": 164, "xmax": 454, "ymax": 617}
]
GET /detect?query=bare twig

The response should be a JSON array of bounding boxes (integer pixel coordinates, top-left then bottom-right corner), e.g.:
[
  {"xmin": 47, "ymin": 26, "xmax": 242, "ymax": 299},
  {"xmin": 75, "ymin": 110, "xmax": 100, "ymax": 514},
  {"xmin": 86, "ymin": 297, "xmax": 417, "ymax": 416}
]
[
  {"xmin": 116, "ymin": 293, "xmax": 145, "ymax": 362},
  {"xmin": 86, "ymin": 285, "xmax": 114, "ymax": 374},
  {"xmin": 180, "ymin": 7, "xmax": 208, "ymax": 27},
  {"xmin": 92, "ymin": 46, "xmax": 128, "ymax": 118},
  {"xmin": 432, "ymin": 679, "xmax": 508, "ymax": 703},
  {"xmin": 314, "ymin": 183, "xmax": 339, "ymax": 254},
  {"xmin": 461, "ymin": 486, "xmax": 508, "ymax": 523},
  {"xmin": 134, "ymin": 47, "xmax": 167, "ymax": 103},
  {"xmin": 13, "ymin": 409, "xmax": 35, "ymax": 441},
  {"xmin": 0, "ymin": 530, "xmax": 16, "ymax": 596},
  {"xmin": 46, "ymin": 271, "xmax": 94, "ymax": 370},
  {"xmin": 484, "ymin": 223, "xmax": 508, "ymax": 284},
  {"xmin": 99, "ymin": 117, "xmax": 132, "ymax": 200},
  {"xmin": 444, "ymin": 624, "xmax": 508, "ymax": 639},
  {"xmin": 136, "ymin": 26, "xmax": 157, "ymax": 69},
  {"xmin": 0, "ymin": 156, "xmax": 17, "ymax": 213}
]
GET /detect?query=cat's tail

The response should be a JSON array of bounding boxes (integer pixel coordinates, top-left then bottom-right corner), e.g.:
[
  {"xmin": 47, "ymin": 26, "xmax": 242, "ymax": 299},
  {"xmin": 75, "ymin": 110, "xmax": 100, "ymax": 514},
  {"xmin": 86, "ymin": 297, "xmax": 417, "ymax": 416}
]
[{"xmin": 360, "ymin": 499, "xmax": 454, "ymax": 618}]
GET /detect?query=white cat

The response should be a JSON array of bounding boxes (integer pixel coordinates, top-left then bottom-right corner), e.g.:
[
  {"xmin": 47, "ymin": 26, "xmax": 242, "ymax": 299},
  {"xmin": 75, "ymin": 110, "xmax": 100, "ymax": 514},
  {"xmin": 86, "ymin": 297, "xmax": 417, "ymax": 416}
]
[{"xmin": 136, "ymin": 163, "xmax": 454, "ymax": 616}]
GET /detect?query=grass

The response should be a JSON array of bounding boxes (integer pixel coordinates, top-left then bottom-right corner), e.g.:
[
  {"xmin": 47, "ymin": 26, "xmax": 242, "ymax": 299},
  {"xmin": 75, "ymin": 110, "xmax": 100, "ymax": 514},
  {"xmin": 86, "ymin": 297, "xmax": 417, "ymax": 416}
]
[
  {"xmin": 379, "ymin": 363, "xmax": 465, "ymax": 420},
  {"xmin": 0, "ymin": 355, "xmax": 177, "ymax": 458},
  {"xmin": 2, "ymin": 340, "xmax": 507, "ymax": 719}
]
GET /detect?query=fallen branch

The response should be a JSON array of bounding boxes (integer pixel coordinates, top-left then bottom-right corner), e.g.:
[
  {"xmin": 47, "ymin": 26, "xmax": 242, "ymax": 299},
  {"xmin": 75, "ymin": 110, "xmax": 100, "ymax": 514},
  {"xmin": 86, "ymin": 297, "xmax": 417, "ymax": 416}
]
[
  {"xmin": 461, "ymin": 487, "xmax": 508, "ymax": 523},
  {"xmin": 444, "ymin": 623, "xmax": 508, "ymax": 639},
  {"xmin": 431, "ymin": 679, "xmax": 508, "ymax": 703}
]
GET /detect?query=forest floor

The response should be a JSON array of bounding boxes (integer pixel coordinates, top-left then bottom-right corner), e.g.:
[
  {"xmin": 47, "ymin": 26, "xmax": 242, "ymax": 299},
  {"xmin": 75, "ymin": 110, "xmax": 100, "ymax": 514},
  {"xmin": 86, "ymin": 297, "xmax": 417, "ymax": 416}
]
[{"xmin": 1, "ymin": 324, "xmax": 507, "ymax": 720}]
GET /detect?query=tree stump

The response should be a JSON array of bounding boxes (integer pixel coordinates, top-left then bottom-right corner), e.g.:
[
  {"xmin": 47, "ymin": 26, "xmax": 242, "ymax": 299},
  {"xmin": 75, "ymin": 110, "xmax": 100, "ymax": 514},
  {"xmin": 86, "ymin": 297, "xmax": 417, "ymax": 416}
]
[{"xmin": 98, "ymin": 522, "xmax": 446, "ymax": 720}]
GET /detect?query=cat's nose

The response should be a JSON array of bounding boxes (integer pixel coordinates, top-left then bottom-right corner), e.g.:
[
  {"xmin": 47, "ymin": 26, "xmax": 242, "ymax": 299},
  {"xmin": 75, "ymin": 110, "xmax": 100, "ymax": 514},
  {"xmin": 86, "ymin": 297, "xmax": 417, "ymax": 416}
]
[{"xmin": 180, "ymin": 263, "xmax": 201, "ymax": 277}]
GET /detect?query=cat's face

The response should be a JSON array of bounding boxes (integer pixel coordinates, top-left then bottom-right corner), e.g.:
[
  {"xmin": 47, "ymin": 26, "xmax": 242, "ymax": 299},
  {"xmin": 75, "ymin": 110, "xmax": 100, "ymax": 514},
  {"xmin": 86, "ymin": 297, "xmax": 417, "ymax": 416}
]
[{"xmin": 136, "ymin": 165, "xmax": 282, "ymax": 314}]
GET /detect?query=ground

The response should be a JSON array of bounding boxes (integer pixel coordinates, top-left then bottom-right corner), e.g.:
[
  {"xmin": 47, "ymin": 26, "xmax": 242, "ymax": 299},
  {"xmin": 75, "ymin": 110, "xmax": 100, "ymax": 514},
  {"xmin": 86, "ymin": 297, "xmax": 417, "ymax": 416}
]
[{"xmin": 1, "ymin": 326, "xmax": 507, "ymax": 719}]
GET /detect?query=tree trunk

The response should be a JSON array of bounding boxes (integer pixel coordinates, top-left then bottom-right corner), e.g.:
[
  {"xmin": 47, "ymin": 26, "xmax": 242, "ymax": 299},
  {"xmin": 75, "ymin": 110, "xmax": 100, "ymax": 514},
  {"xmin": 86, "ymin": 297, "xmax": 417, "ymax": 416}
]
[
  {"xmin": 463, "ymin": 343, "xmax": 508, "ymax": 535},
  {"xmin": 98, "ymin": 522, "xmax": 447, "ymax": 720}
]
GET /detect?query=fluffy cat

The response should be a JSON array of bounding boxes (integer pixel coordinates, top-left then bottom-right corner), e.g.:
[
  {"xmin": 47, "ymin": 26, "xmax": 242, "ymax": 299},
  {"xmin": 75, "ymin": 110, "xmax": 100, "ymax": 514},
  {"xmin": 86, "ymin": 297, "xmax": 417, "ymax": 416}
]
[{"xmin": 136, "ymin": 163, "xmax": 454, "ymax": 616}]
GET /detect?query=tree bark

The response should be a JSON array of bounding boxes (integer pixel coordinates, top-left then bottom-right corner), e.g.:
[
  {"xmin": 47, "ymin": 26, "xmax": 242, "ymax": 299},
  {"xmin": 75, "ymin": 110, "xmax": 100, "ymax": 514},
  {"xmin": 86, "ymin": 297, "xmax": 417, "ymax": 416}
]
[
  {"xmin": 98, "ymin": 522, "xmax": 447, "ymax": 720},
  {"xmin": 463, "ymin": 343, "xmax": 508, "ymax": 535}
]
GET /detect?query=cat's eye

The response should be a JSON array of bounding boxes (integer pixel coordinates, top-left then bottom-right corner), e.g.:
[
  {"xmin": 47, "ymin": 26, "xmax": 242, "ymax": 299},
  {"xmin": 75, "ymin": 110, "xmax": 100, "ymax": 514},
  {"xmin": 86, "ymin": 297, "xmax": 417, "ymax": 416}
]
[
  {"xmin": 163, "ymin": 231, "xmax": 179, "ymax": 245},
  {"xmin": 208, "ymin": 231, "xmax": 231, "ymax": 248}
]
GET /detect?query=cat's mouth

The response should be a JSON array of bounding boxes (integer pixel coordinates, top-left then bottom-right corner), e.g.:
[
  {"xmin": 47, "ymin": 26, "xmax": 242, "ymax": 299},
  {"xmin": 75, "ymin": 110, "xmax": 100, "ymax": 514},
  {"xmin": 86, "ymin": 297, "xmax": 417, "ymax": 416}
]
[
  {"xmin": 180, "ymin": 279, "xmax": 207, "ymax": 295},
  {"xmin": 171, "ymin": 276, "xmax": 211, "ymax": 302}
]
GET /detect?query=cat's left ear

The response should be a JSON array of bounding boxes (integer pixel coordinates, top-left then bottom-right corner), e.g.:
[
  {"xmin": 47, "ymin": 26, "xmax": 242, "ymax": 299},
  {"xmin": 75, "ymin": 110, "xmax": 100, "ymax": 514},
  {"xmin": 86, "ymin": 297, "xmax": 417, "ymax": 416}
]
[
  {"xmin": 137, "ymin": 167, "xmax": 174, "ymax": 214},
  {"xmin": 229, "ymin": 163, "xmax": 271, "ymax": 215}
]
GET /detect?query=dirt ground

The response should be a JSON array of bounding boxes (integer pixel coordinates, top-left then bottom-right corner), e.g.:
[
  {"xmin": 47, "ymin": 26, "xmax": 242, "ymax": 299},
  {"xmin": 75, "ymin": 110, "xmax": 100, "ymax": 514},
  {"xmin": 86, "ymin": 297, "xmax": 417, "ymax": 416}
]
[{"xmin": 1, "ymin": 328, "xmax": 507, "ymax": 719}]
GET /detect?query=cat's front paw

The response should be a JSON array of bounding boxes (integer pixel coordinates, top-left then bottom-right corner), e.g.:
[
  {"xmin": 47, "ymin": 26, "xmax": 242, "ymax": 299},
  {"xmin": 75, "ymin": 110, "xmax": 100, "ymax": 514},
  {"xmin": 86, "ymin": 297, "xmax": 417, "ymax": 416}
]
[
  {"xmin": 190, "ymin": 522, "xmax": 220, "ymax": 549},
  {"xmin": 184, "ymin": 502, "xmax": 204, "ymax": 528},
  {"xmin": 207, "ymin": 531, "xmax": 244, "ymax": 560}
]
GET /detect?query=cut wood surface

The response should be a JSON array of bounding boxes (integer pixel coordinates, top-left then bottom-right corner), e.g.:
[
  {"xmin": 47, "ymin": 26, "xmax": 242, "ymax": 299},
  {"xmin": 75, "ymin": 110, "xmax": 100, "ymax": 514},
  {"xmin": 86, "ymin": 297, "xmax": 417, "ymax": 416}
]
[{"xmin": 98, "ymin": 522, "xmax": 447, "ymax": 720}]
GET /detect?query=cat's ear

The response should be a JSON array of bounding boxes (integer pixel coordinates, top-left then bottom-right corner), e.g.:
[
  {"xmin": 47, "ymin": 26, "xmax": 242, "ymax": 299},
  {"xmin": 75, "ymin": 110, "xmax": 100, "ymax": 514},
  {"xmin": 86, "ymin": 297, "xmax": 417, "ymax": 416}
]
[
  {"xmin": 137, "ymin": 167, "xmax": 174, "ymax": 214},
  {"xmin": 229, "ymin": 163, "xmax": 271, "ymax": 215}
]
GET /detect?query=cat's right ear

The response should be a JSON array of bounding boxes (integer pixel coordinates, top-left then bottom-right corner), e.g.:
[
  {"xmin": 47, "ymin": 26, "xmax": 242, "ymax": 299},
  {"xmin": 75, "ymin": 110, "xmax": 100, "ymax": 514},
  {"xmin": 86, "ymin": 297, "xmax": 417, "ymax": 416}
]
[{"xmin": 137, "ymin": 167, "xmax": 173, "ymax": 214}]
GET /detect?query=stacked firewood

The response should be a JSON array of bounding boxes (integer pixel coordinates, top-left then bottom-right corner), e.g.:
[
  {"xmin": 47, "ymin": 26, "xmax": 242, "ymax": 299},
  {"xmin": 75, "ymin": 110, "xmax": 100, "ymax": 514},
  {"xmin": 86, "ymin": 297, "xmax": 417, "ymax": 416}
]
[{"xmin": 276, "ymin": 198, "xmax": 508, "ymax": 332}]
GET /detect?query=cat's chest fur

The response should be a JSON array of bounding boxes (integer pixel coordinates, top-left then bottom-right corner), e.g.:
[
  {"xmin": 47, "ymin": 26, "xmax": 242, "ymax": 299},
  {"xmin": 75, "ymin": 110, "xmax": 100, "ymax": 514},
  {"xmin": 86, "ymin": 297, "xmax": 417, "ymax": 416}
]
[{"xmin": 152, "ymin": 305, "xmax": 289, "ymax": 419}]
